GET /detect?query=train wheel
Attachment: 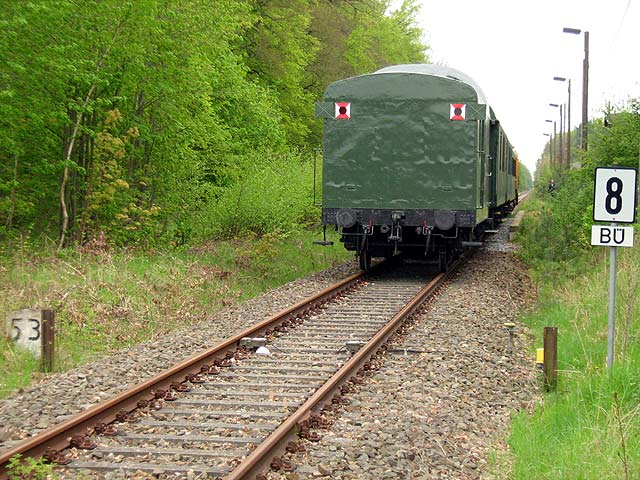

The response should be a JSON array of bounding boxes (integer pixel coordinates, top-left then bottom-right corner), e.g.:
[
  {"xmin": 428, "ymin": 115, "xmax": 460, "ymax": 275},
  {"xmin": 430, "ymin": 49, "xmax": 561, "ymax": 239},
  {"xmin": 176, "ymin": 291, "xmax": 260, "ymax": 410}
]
[{"xmin": 359, "ymin": 250, "xmax": 372, "ymax": 271}]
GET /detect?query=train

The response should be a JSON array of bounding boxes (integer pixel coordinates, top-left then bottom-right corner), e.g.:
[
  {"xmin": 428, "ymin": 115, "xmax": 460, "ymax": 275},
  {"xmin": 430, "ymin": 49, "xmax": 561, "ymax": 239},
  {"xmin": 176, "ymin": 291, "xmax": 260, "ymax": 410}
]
[{"xmin": 316, "ymin": 64, "xmax": 518, "ymax": 271}]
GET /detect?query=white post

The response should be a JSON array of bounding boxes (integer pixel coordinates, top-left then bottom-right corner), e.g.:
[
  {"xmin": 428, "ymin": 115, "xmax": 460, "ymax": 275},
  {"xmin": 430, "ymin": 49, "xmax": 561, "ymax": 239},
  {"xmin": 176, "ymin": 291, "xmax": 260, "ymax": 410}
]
[{"xmin": 607, "ymin": 224, "xmax": 616, "ymax": 370}]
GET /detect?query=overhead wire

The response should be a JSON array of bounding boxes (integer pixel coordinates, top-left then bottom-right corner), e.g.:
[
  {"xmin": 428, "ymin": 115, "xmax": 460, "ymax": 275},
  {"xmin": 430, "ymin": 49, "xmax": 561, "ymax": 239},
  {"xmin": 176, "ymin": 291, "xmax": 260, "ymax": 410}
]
[
  {"xmin": 601, "ymin": 0, "xmax": 638, "ymax": 106},
  {"xmin": 610, "ymin": 0, "xmax": 632, "ymax": 47}
]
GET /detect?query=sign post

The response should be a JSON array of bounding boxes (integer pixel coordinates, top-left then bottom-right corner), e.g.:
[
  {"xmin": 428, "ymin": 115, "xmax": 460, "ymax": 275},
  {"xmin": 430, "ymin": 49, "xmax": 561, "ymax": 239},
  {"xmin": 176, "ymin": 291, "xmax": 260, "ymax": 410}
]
[
  {"xmin": 591, "ymin": 167, "xmax": 637, "ymax": 370},
  {"xmin": 5, "ymin": 309, "xmax": 55, "ymax": 372}
]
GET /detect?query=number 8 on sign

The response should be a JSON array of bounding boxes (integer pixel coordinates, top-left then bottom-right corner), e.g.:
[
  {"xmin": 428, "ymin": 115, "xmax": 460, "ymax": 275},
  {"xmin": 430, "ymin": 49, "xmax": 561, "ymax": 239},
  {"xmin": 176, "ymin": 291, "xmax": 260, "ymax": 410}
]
[
  {"xmin": 593, "ymin": 167, "xmax": 637, "ymax": 223},
  {"xmin": 605, "ymin": 177, "xmax": 623, "ymax": 215}
]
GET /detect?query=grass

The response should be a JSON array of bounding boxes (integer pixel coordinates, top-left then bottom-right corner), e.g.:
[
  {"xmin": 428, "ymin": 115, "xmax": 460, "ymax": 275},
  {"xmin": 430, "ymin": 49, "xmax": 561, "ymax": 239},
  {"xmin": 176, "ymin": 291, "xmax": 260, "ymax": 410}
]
[
  {"xmin": 0, "ymin": 228, "xmax": 351, "ymax": 398},
  {"xmin": 504, "ymin": 212, "xmax": 640, "ymax": 479}
]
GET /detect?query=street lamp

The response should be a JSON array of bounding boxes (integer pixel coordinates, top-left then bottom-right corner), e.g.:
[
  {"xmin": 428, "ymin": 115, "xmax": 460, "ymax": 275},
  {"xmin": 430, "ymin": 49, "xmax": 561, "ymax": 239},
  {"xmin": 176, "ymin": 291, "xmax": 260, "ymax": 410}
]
[
  {"xmin": 563, "ymin": 27, "xmax": 589, "ymax": 151},
  {"xmin": 554, "ymin": 76, "xmax": 571, "ymax": 168},
  {"xmin": 549, "ymin": 103, "xmax": 563, "ymax": 166},
  {"xmin": 545, "ymin": 119, "xmax": 556, "ymax": 166},
  {"xmin": 543, "ymin": 133, "xmax": 553, "ymax": 167}
]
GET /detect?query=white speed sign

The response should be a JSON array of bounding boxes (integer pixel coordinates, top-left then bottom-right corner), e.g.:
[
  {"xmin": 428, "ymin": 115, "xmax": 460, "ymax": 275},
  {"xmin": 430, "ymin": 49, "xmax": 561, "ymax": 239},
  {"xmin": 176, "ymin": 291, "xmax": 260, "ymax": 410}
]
[{"xmin": 593, "ymin": 167, "xmax": 637, "ymax": 223}]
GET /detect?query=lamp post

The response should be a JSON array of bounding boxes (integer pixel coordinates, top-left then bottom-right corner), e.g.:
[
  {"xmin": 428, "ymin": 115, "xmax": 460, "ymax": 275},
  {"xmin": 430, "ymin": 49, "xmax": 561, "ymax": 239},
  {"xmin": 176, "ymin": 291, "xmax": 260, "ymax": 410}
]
[
  {"xmin": 550, "ymin": 103, "xmax": 563, "ymax": 167},
  {"xmin": 545, "ymin": 119, "xmax": 556, "ymax": 166},
  {"xmin": 543, "ymin": 133, "xmax": 553, "ymax": 167},
  {"xmin": 554, "ymin": 77, "xmax": 571, "ymax": 169},
  {"xmin": 563, "ymin": 27, "xmax": 589, "ymax": 151}
]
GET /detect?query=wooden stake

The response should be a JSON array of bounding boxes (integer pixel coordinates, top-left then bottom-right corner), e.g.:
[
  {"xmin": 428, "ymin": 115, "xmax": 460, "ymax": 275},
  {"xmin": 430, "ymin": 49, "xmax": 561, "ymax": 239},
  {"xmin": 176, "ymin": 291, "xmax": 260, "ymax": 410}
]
[
  {"xmin": 41, "ymin": 310, "xmax": 55, "ymax": 372},
  {"xmin": 543, "ymin": 326, "xmax": 558, "ymax": 390}
]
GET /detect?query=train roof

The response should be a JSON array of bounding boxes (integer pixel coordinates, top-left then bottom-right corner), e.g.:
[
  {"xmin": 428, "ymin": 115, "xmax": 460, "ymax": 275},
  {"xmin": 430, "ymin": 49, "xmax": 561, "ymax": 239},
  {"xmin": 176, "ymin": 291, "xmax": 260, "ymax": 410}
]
[{"xmin": 373, "ymin": 64, "xmax": 488, "ymax": 104}]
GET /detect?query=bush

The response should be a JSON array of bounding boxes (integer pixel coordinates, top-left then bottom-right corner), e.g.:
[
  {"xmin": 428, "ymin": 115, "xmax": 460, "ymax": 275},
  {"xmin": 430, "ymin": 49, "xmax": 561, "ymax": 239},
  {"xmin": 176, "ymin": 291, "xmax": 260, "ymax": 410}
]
[
  {"xmin": 519, "ymin": 105, "xmax": 640, "ymax": 268},
  {"xmin": 518, "ymin": 169, "xmax": 593, "ymax": 267},
  {"xmin": 194, "ymin": 150, "xmax": 320, "ymax": 239}
]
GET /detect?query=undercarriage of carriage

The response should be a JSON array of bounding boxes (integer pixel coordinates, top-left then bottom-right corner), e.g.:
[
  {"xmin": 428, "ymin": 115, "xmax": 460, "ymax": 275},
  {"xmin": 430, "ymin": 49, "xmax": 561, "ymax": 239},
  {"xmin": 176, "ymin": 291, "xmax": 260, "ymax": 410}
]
[
  {"xmin": 342, "ymin": 222, "xmax": 472, "ymax": 272},
  {"xmin": 316, "ymin": 205, "xmax": 515, "ymax": 271}
]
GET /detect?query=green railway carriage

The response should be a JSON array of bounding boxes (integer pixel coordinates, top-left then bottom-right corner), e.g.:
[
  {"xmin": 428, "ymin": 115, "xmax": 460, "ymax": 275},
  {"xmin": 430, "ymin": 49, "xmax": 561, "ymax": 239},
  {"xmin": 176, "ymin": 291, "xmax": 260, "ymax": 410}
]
[{"xmin": 318, "ymin": 64, "xmax": 518, "ymax": 270}]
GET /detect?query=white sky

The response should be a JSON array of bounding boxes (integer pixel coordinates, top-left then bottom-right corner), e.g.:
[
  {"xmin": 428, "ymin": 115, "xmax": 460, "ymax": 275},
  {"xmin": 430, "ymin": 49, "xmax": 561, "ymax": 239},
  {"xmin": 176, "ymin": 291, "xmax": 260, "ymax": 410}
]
[{"xmin": 410, "ymin": 0, "xmax": 640, "ymax": 175}]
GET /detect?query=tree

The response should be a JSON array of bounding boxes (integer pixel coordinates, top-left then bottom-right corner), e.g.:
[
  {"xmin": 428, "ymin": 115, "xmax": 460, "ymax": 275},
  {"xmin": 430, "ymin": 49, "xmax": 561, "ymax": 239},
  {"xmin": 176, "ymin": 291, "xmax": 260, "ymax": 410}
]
[
  {"xmin": 243, "ymin": 0, "xmax": 319, "ymax": 147},
  {"xmin": 0, "ymin": 0, "xmax": 430, "ymax": 246}
]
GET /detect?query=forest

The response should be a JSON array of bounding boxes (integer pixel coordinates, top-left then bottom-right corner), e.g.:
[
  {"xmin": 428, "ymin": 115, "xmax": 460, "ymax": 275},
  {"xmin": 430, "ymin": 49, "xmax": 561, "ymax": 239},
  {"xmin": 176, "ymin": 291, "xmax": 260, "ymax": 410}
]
[{"xmin": 0, "ymin": 0, "xmax": 428, "ymax": 248}]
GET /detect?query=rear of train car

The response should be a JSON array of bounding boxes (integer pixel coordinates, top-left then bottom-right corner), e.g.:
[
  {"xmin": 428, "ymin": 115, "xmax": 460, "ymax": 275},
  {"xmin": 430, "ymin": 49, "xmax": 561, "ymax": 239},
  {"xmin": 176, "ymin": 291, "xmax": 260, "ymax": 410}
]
[{"xmin": 317, "ymin": 64, "xmax": 517, "ymax": 269}]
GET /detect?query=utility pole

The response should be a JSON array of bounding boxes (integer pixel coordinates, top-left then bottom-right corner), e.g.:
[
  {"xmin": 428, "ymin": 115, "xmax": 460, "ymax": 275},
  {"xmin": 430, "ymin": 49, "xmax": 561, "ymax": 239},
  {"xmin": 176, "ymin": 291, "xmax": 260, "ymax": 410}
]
[
  {"xmin": 549, "ymin": 103, "xmax": 562, "ymax": 168},
  {"xmin": 545, "ymin": 119, "xmax": 556, "ymax": 167},
  {"xmin": 559, "ymin": 104, "xmax": 564, "ymax": 167},
  {"xmin": 544, "ymin": 133, "xmax": 552, "ymax": 166},
  {"xmin": 554, "ymin": 77, "xmax": 571, "ymax": 169},
  {"xmin": 567, "ymin": 79, "xmax": 571, "ymax": 168},
  {"xmin": 564, "ymin": 27, "xmax": 590, "ymax": 151},
  {"xmin": 582, "ymin": 31, "xmax": 589, "ymax": 151},
  {"xmin": 553, "ymin": 120, "xmax": 557, "ymax": 167}
]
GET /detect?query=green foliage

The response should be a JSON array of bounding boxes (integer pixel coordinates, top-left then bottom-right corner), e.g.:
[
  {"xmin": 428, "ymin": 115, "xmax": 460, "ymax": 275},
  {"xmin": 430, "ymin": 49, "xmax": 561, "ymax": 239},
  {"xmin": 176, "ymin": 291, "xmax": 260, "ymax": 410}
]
[
  {"xmin": 586, "ymin": 106, "xmax": 640, "ymax": 171},
  {"xmin": 517, "ymin": 101, "xmax": 640, "ymax": 267},
  {"xmin": 244, "ymin": 0, "xmax": 318, "ymax": 147},
  {"xmin": 518, "ymin": 162, "xmax": 533, "ymax": 191},
  {"xmin": 345, "ymin": 0, "xmax": 428, "ymax": 74},
  {"xmin": 0, "ymin": 342, "xmax": 41, "ymax": 399},
  {"xmin": 517, "ymin": 170, "xmax": 594, "ymax": 268},
  {"xmin": 7, "ymin": 454, "xmax": 56, "ymax": 480},
  {"xmin": 0, "ymin": 0, "xmax": 284, "ymax": 245},
  {"xmin": 196, "ymin": 151, "xmax": 319, "ymax": 239}
]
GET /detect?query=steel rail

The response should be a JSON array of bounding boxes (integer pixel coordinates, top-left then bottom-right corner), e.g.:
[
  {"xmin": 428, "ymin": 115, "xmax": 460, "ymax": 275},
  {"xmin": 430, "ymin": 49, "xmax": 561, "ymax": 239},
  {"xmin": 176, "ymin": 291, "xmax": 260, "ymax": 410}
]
[
  {"xmin": 225, "ymin": 259, "xmax": 460, "ymax": 479},
  {"xmin": 0, "ymin": 270, "xmax": 365, "ymax": 478}
]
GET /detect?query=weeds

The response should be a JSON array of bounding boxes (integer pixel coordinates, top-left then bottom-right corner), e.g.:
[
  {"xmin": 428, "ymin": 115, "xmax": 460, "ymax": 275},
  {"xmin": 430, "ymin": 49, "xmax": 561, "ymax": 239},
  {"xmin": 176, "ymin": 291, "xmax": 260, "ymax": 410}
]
[{"xmin": 6, "ymin": 454, "xmax": 56, "ymax": 480}]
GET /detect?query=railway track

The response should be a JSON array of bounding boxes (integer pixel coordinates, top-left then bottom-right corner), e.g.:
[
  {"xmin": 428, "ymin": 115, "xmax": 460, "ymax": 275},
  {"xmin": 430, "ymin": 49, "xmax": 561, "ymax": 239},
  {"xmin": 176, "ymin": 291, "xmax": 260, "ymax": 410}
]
[{"xmin": 0, "ymin": 259, "xmax": 460, "ymax": 479}]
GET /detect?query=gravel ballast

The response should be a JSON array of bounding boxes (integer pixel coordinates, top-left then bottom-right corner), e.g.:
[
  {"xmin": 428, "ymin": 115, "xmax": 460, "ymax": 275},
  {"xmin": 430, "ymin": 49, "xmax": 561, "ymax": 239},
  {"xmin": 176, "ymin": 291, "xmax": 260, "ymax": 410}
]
[
  {"xmin": 265, "ymin": 216, "xmax": 538, "ymax": 480},
  {"xmin": 268, "ymin": 249, "xmax": 537, "ymax": 480}
]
